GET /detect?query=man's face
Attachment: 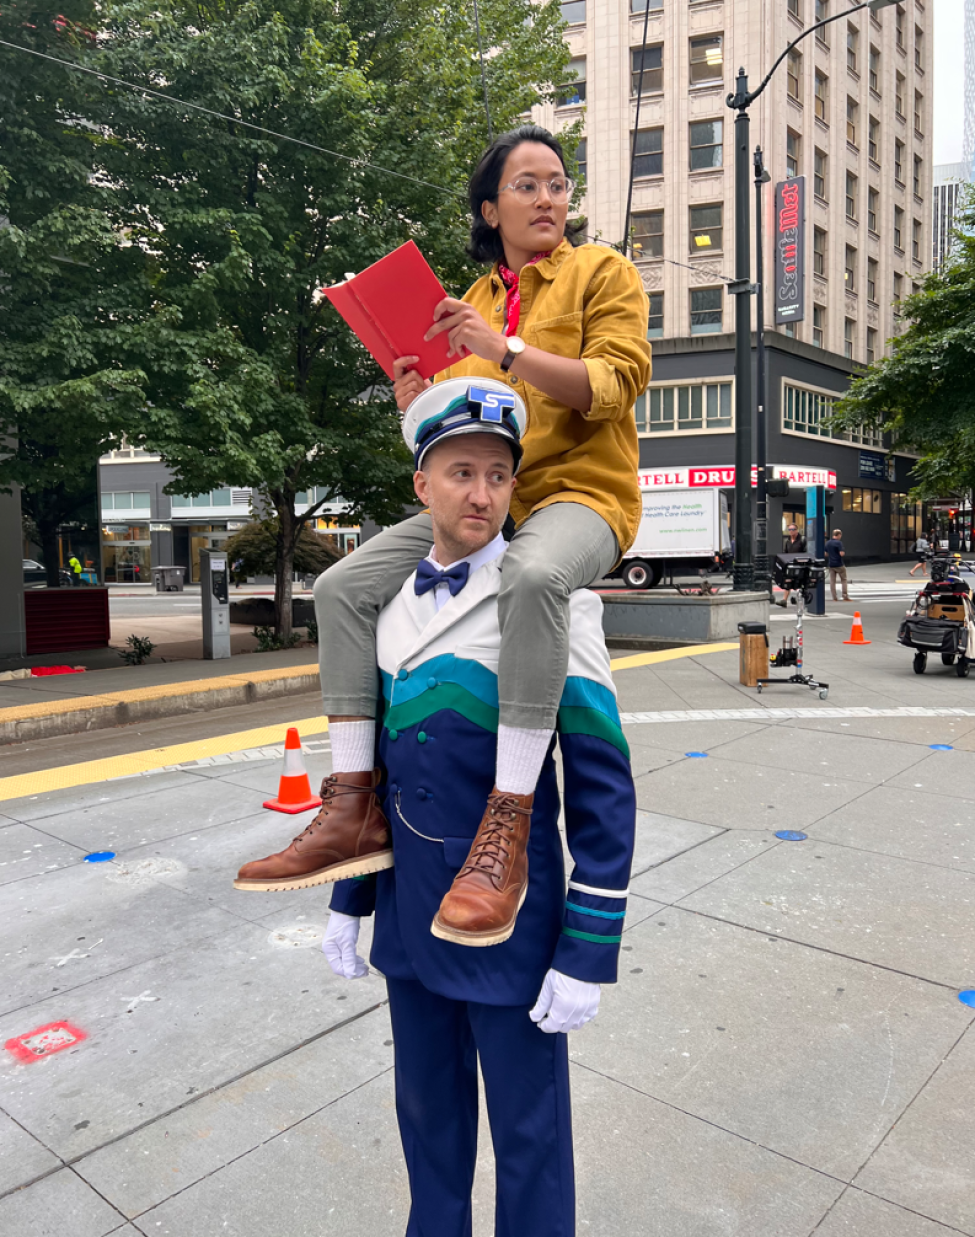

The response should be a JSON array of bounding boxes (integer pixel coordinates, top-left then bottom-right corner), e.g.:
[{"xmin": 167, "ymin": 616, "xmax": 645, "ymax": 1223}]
[{"xmin": 414, "ymin": 433, "xmax": 516, "ymax": 562}]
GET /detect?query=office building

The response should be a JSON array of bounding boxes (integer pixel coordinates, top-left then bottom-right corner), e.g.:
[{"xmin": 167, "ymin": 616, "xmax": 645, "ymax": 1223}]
[{"xmin": 933, "ymin": 161, "xmax": 968, "ymax": 268}]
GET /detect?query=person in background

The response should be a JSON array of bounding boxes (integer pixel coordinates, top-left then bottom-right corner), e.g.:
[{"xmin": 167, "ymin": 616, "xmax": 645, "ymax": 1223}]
[
  {"xmin": 909, "ymin": 534, "xmax": 930, "ymax": 577},
  {"xmin": 67, "ymin": 555, "xmax": 83, "ymax": 586},
  {"xmin": 782, "ymin": 523, "xmax": 807, "ymax": 554},
  {"xmin": 825, "ymin": 528, "xmax": 851, "ymax": 601}
]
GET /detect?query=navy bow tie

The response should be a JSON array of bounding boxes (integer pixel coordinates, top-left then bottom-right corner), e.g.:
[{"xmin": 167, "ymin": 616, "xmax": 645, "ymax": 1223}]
[{"xmin": 414, "ymin": 558, "xmax": 471, "ymax": 598}]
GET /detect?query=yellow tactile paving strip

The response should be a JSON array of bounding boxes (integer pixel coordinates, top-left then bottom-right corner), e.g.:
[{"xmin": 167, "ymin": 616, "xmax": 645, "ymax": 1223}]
[
  {"xmin": 1, "ymin": 643, "xmax": 738, "ymax": 804},
  {"xmin": 0, "ymin": 664, "xmax": 319, "ymax": 723}
]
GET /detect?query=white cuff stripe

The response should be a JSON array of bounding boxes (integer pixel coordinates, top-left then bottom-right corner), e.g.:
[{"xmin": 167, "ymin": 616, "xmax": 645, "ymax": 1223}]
[{"xmin": 568, "ymin": 881, "xmax": 629, "ymax": 899}]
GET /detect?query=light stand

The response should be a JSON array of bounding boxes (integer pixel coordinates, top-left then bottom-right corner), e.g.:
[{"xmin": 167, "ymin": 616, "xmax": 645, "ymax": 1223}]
[{"xmin": 753, "ymin": 146, "xmax": 772, "ymax": 595}]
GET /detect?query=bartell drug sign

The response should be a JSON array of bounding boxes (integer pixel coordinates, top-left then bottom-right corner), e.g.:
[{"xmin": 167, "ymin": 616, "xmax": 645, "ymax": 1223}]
[
  {"xmin": 637, "ymin": 464, "xmax": 836, "ymax": 491},
  {"xmin": 774, "ymin": 177, "xmax": 805, "ymax": 324}
]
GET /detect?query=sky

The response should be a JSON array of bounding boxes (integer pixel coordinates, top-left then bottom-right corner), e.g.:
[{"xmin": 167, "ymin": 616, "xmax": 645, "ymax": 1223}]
[{"xmin": 934, "ymin": 0, "xmax": 966, "ymax": 165}]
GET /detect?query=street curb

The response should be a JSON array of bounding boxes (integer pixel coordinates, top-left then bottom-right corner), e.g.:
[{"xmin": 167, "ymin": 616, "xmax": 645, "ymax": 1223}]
[{"xmin": 0, "ymin": 664, "xmax": 321, "ymax": 745}]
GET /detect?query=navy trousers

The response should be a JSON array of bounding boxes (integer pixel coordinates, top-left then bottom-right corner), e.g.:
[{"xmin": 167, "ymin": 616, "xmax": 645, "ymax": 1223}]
[{"xmin": 386, "ymin": 976, "xmax": 575, "ymax": 1237}]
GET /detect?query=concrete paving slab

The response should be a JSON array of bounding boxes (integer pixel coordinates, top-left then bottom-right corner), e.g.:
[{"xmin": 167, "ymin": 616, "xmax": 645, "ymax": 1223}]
[
  {"xmin": 0, "ymin": 920, "xmax": 385, "ymax": 1161},
  {"xmin": 854, "ymin": 1026, "xmax": 975, "ymax": 1233},
  {"xmin": 887, "ymin": 746, "xmax": 975, "ymax": 801},
  {"xmin": 571, "ymin": 911, "xmax": 971, "ymax": 1179},
  {"xmin": 630, "ymin": 830, "xmax": 779, "ymax": 904},
  {"xmin": 210, "ymin": 751, "xmax": 333, "ymax": 795},
  {"xmin": 711, "ymin": 725, "xmax": 930, "ymax": 785},
  {"xmin": 570, "ymin": 1064, "xmax": 843, "ymax": 1237},
  {"xmin": 790, "ymin": 715, "xmax": 975, "ymax": 745},
  {"xmin": 808, "ymin": 785, "xmax": 975, "ymax": 874},
  {"xmin": 621, "ymin": 893, "xmax": 668, "ymax": 932},
  {"xmin": 631, "ymin": 810, "xmax": 723, "ymax": 877},
  {"xmin": 0, "ymin": 1109, "xmax": 60, "ymax": 1194},
  {"xmin": 0, "ymin": 820, "xmax": 85, "ymax": 886},
  {"xmin": 0, "ymin": 859, "xmax": 247, "ymax": 1016},
  {"xmin": 0, "ymin": 1165, "xmax": 126, "ymax": 1237},
  {"xmin": 17, "ymin": 775, "xmax": 265, "ymax": 852},
  {"xmin": 627, "ymin": 742, "xmax": 685, "ymax": 779},
  {"xmin": 0, "ymin": 769, "xmax": 197, "ymax": 824},
  {"xmin": 679, "ymin": 840, "xmax": 975, "ymax": 986},
  {"xmin": 634, "ymin": 759, "xmax": 869, "ymax": 830},
  {"xmin": 76, "ymin": 1005, "xmax": 395, "ymax": 1219},
  {"xmin": 623, "ymin": 718, "xmax": 773, "ymax": 753},
  {"xmin": 812, "ymin": 1188, "xmax": 963, "ymax": 1236}
]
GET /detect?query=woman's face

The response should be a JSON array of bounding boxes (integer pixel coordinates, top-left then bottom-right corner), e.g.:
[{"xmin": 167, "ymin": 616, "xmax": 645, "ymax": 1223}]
[{"xmin": 481, "ymin": 141, "xmax": 568, "ymax": 263}]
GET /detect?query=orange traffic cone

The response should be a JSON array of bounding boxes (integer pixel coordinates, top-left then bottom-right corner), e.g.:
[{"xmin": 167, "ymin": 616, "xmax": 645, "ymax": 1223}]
[
  {"xmin": 843, "ymin": 611, "xmax": 872, "ymax": 645},
  {"xmin": 263, "ymin": 728, "xmax": 322, "ymax": 813}
]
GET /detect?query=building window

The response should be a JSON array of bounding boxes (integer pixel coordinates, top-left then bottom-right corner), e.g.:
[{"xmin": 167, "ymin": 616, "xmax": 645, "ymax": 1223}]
[
  {"xmin": 847, "ymin": 24, "xmax": 859, "ymax": 74},
  {"xmin": 630, "ymin": 0, "xmax": 663, "ymax": 10},
  {"xmin": 846, "ymin": 96, "xmax": 859, "ymax": 145},
  {"xmin": 894, "ymin": 139, "xmax": 904, "ymax": 183},
  {"xmin": 845, "ymin": 171, "xmax": 858, "ymax": 220},
  {"xmin": 636, "ymin": 381, "xmax": 733, "ymax": 432},
  {"xmin": 844, "ymin": 317, "xmax": 855, "ymax": 359},
  {"xmin": 632, "ymin": 128, "xmax": 663, "ymax": 177},
  {"xmin": 689, "ymin": 119, "xmax": 723, "ymax": 170},
  {"xmin": 866, "ymin": 327, "xmax": 877, "ymax": 363},
  {"xmin": 890, "ymin": 494, "xmax": 923, "ymax": 554},
  {"xmin": 689, "ymin": 203, "xmax": 723, "ymax": 251},
  {"xmin": 893, "ymin": 271, "xmax": 903, "ymax": 300},
  {"xmin": 845, "ymin": 245, "xmax": 857, "ymax": 291},
  {"xmin": 815, "ymin": 71, "xmax": 829, "ymax": 120},
  {"xmin": 813, "ymin": 305, "xmax": 825, "ymax": 347},
  {"xmin": 869, "ymin": 45, "xmax": 880, "ymax": 92},
  {"xmin": 867, "ymin": 256, "xmax": 878, "ymax": 302},
  {"xmin": 647, "ymin": 293, "xmax": 664, "ymax": 338},
  {"xmin": 894, "ymin": 205, "xmax": 904, "ymax": 250},
  {"xmin": 575, "ymin": 137, "xmax": 587, "ymax": 184},
  {"xmin": 814, "ymin": 148, "xmax": 827, "ymax": 198},
  {"xmin": 690, "ymin": 287, "xmax": 723, "ymax": 333},
  {"xmin": 843, "ymin": 487, "xmax": 884, "ymax": 513},
  {"xmin": 787, "ymin": 50, "xmax": 802, "ymax": 101},
  {"xmin": 913, "ymin": 154, "xmax": 923, "ymax": 198},
  {"xmin": 814, "ymin": 226, "xmax": 827, "ymax": 276},
  {"xmin": 103, "ymin": 491, "xmax": 151, "ymax": 511},
  {"xmin": 895, "ymin": 4, "xmax": 905, "ymax": 49},
  {"xmin": 689, "ymin": 35, "xmax": 724, "ymax": 86},
  {"xmin": 868, "ymin": 115, "xmax": 879, "ymax": 162},
  {"xmin": 631, "ymin": 45, "xmax": 663, "ymax": 95},
  {"xmin": 785, "ymin": 385, "xmax": 884, "ymax": 447},
  {"xmin": 561, "ymin": 0, "xmax": 585, "ymax": 24},
  {"xmin": 912, "ymin": 217, "xmax": 922, "ymax": 262},
  {"xmin": 895, "ymin": 72, "xmax": 906, "ymax": 117},
  {"xmin": 557, "ymin": 58, "xmax": 586, "ymax": 106},
  {"xmin": 788, "ymin": 0, "xmax": 801, "ymax": 18},
  {"xmin": 915, "ymin": 24, "xmax": 923, "ymax": 70},
  {"xmin": 816, "ymin": 0, "xmax": 830, "ymax": 42},
  {"xmin": 914, "ymin": 90, "xmax": 923, "ymax": 134},
  {"xmin": 171, "ymin": 489, "xmax": 233, "ymax": 509},
  {"xmin": 868, "ymin": 186, "xmax": 879, "ymax": 232},
  {"xmin": 632, "ymin": 209, "xmax": 664, "ymax": 257},
  {"xmin": 786, "ymin": 130, "xmax": 800, "ymax": 178}
]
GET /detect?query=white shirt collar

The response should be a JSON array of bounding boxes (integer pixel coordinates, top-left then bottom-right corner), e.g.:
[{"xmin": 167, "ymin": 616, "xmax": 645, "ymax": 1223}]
[{"xmin": 425, "ymin": 531, "xmax": 507, "ymax": 611}]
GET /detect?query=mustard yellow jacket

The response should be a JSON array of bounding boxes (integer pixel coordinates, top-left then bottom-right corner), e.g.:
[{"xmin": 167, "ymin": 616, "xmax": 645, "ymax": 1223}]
[{"xmin": 435, "ymin": 239, "xmax": 652, "ymax": 555}]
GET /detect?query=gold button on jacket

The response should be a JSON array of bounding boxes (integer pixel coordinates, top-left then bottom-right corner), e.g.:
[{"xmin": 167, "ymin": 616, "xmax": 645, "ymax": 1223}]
[{"xmin": 435, "ymin": 240, "xmax": 652, "ymax": 557}]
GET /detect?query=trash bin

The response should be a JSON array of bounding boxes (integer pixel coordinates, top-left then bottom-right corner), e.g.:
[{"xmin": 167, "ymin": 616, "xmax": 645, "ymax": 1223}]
[
  {"xmin": 738, "ymin": 621, "xmax": 768, "ymax": 688},
  {"xmin": 152, "ymin": 566, "xmax": 186, "ymax": 593}
]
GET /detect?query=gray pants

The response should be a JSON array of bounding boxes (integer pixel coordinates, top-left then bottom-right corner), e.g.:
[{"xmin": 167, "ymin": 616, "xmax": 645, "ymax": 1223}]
[
  {"xmin": 314, "ymin": 502, "xmax": 618, "ymax": 730},
  {"xmin": 829, "ymin": 565, "xmax": 850, "ymax": 601}
]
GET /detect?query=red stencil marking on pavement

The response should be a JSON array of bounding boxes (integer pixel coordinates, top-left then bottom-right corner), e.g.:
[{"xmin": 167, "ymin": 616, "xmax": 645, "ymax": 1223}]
[{"xmin": 5, "ymin": 1022, "xmax": 87, "ymax": 1062}]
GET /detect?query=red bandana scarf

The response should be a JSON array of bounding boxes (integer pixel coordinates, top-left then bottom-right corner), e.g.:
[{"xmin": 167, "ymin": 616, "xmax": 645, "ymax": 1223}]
[{"xmin": 498, "ymin": 253, "xmax": 549, "ymax": 337}]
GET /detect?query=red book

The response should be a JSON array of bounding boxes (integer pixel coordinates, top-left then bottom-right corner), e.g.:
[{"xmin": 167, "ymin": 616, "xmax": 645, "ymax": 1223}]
[{"xmin": 322, "ymin": 241, "xmax": 452, "ymax": 381}]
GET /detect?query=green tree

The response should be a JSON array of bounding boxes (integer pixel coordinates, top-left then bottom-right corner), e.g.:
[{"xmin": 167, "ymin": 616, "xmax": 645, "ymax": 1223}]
[
  {"xmin": 0, "ymin": 2, "xmax": 147, "ymax": 584},
  {"xmin": 95, "ymin": 0, "xmax": 570, "ymax": 635},
  {"xmin": 831, "ymin": 195, "xmax": 975, "ymax": 504}
]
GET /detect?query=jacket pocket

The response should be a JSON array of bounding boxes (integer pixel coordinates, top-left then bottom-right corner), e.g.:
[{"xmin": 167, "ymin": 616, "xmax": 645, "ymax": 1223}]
[{"xmin": 525, "ymin": 310, "xmax": 584, "ymax": 359}]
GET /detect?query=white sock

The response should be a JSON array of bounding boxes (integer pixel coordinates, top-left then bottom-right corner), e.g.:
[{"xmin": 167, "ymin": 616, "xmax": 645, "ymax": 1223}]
[
  {"xmin": 329, "ymin": 720, "xmax": 375, "ymax": 773},
  {"xmin": 495, "ymin": 724, "xmax": 554, "ymax": 796}
]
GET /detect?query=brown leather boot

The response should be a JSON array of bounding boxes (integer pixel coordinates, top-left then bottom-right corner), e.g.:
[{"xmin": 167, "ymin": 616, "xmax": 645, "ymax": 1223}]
[
  {"xmin": 233, "ymin": 770, "xmax": 393, "ymax": 892},
  {"xmin": 430, "ymin": 789, "xmax": 532, "ymax": 946}
]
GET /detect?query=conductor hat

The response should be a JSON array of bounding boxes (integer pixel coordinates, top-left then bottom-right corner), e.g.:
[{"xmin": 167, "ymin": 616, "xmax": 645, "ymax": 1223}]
[{"xmin": 402, "ymin": 378, "xmax": 525, "ymax": 472}]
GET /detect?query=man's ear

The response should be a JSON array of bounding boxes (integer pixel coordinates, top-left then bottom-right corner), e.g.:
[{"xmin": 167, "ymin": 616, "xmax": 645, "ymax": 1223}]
[{"xmin": 413, "ymin": 469, "xmax": 430, "ymax": 507}]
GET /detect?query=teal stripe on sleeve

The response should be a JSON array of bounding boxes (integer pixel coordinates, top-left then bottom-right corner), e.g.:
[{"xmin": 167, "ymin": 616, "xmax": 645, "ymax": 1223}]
[
  {"xmin": 561, "ymin": 926, "xmax": 623, "ymax": 945},
  {"xmin": 566, "ymin": 900, "xmax": 627, "ymax": 921}
]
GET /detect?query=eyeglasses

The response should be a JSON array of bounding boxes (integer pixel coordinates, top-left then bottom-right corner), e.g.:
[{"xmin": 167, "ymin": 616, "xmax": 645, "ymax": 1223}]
[{"xmin": 500, "ymin": 176, "xmax": 574, "ymax": 204}]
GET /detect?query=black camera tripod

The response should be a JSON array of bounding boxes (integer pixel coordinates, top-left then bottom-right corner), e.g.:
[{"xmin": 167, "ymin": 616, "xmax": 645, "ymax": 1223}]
[{"xmin": 758, "ymin": 586, "xmax": 829, "ymax": 700}]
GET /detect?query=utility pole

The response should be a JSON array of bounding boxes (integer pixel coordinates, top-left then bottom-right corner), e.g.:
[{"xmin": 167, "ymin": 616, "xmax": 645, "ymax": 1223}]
[{"xmin": 753, "ymin": 146, "xmax": 772, "ymax": 594}]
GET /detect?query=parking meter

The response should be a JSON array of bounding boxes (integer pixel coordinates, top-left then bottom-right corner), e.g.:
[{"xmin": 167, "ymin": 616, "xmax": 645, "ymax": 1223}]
[{"xmin": 200, "ymin": 548, "xmax": 231, "ymax": 659}]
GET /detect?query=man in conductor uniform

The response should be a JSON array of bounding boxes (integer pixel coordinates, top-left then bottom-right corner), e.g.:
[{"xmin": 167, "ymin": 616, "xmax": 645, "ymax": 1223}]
[{"xmin": 319, "ymin": 379, "xmax": 637, "ymax": 1237}]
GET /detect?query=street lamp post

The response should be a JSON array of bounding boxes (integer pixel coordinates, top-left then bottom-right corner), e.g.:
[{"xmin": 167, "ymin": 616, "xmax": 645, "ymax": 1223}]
[
  {"xmin": 725, "ymin": 0, "xmax": 899, "ymax": 593},
  {"xmin": 753, "ymin": 146, "xmax": 772, "ymax": 595}
]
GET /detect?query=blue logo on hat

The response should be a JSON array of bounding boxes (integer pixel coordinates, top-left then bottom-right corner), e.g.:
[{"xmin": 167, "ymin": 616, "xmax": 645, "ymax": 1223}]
[{"xmin": 468, "ymin": 385, "xmax": 516, "ymax": 424}]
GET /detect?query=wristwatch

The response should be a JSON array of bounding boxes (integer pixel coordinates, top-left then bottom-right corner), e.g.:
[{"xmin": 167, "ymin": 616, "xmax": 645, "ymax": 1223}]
[{"xmin": 500, "ymin": 335, "xmax": 526, "ymax": 372}]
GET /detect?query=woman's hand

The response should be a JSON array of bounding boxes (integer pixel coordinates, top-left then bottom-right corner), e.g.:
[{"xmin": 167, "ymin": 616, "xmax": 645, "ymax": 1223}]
[
  {"xmin": 424, "ymin": 298, "xmax": 507, "ymax": 364},
  {"xmin": 393, "ymin": 357, "xmax": 430, "ymax": 412}
]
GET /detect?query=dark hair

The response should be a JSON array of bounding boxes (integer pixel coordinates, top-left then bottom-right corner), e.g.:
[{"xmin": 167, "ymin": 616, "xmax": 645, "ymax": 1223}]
[{"xmin": 467, "ymin": 125, "xmax": 588, "ymax": 264}]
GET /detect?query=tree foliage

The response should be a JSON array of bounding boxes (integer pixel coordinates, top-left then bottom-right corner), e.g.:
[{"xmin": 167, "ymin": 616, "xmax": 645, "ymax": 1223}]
[
  {"xmin": 224, "ymin": 519, "xmax": 343, "ymax": 578},
  {"xmin": 831, "ymin": 194, "xmax": 975, "ymax": 501}
]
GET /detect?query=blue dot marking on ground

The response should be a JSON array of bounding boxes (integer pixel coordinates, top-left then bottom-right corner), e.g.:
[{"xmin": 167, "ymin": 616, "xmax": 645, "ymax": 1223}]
[
  {"xmin": 775, "ymin": 830, "xmax": 808, "ymax": 842},
  {"xmin": 83, "ymin": 851, "xmax": 116, "ymax": 863},
  {"xmin": 959, "ymin": 990, "xmax": 975, "ymax": 1009},
  {"xmin": 929, "ymin": 744, "xmax": 954, "ymax": 751},
  {"xmin": 685, "ymin": 752, "xmax": 708, "ymax": 758}
]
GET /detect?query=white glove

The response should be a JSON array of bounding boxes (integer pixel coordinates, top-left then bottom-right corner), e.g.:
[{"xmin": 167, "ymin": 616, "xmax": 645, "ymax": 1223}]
[
  {"xmin": 322, "ymin": 911, "xmax": 368, "ymax": 979},
  {"xmin": 530, "ymin": 968, "xmax": 601, "ymax": 1034}
]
